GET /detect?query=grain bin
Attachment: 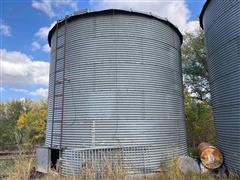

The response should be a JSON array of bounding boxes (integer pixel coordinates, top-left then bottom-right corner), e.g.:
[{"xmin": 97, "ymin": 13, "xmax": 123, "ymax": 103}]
[
  {"xmin": 200, "ymin": 1, "xmax": 240, "ymax": 172},
  {"xmin": 45, "ymin": 9, "xmax": 187, "ymax": 175}
]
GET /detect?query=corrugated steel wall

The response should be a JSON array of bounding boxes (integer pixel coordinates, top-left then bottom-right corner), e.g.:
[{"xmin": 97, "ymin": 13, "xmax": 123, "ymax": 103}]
[
  {"xmin": 46, "ymin": 9, "xmax": 187, "ymax": 172},
  {"xmin": 200, "ymin": 0, "xmax": 240, "ymax": 172}
]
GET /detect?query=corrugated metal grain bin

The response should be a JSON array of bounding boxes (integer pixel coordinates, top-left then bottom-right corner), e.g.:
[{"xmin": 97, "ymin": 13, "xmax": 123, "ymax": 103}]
[
  {"xmin": 200, "ymin": 0, "xmax": 240, "ymax": 172},
  {"xmin": 46, "ymin": 9, "xmax": 187, "ymax": 174}
]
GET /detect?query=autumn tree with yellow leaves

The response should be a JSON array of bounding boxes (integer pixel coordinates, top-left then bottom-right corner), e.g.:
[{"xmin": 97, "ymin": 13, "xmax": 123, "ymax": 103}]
[
  {"xmin": 17, "ymin": 100, "xmax": 47, "ymax": 147},
  {"xmin": 0, "ymin": 99, "xmax": 47, "ymax": 150}
]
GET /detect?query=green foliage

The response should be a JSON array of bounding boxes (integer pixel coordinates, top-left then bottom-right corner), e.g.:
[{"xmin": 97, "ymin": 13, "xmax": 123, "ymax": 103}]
[
  {"xmin": 0, "ymin": 100, "xmax": 25, "ymax": 149},
  {"xmin": 17, "ymin": 100, "xmax": 47, "ymax": 146},
  {"xmin": 182, "ymin": 28, "xmax": 216, "ymax": 151},
  {"xmin": 182, "ymin": 28, "xmax": 209, "ymax": 101},
  {"xmin": 0, "ymin": 99, "xmax": 47, "ymax": 150},
  {"xmin": 184, "ymin": 90, "xmax": 215, "ymax": 150}
]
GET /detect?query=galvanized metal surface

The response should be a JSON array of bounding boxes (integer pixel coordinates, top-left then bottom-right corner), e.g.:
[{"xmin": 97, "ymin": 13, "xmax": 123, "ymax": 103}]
[
  {"xmin": 50, "ymin": 21, "xmax": 59, "ymax": 148},
  {"xmin": 200, "ymin": 0, "xmax": 240, "ymax": 172},
  {"xmin": 46, "ymin": 9, "xmax": 187, "ymax": 172},
  {"xmin": 48, "ymin": 9, "xmax": 183, "ymax": 46},
  {"xmin": 36, "ymin": 146, "xmax": 50, "ymax": 173},
  {"xmin": 61, "ymin": 145, "xmax": 150, "ymax": 177}
]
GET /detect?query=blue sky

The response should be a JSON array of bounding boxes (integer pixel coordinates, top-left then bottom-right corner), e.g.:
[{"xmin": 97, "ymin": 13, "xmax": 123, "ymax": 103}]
[{"xmin": 0, "ymin": 0, "xmax": 205, "ymax": 101}]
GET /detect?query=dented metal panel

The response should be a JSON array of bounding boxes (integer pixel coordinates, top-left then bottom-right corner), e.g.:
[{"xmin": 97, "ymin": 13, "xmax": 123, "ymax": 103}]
[{"xmin": 200, "ymin": 0, "xmax": 240, "ymax": 172}]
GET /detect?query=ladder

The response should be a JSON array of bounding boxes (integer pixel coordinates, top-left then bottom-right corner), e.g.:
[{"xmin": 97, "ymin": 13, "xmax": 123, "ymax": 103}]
[{"xmin": 50, "ymin": 16, "xmax": 68, "ymax": 149}]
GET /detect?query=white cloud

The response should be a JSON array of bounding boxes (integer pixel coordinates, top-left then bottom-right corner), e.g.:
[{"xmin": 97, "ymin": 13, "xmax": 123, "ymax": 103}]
[
  {"xmin": 42, "ymin": 44, "xmax": 51, "ymax": 52},
  {"xmin": 35, "ymin": 26, "xmax": 49, "ymax": 39},
  {"xmin": 89, "ymin": 0, "xmax": 199, "ymax": 33},
  {"xmin": 32, "ymin": 0, "xmax": 55, "ymax": 17},
  {"xmin": 33, "ymin": 22, "xmax": 55, "ymax": 53},
  {"xmin": 35, "ymin": 21, "xmax": 56, "ymax": 40},
  {"xmin": 185, "ymin": 20, "xmax": 200, "ymax": 34},
  {"xmin": 10, "ymin": 88, "xmax": 29, "ymax": 93},
  {"xmin": 31, "ymin": 41, "xmax": 41, "ymax": 50},
  {"xmin": 32, "ymin": 41, "xmax": 51, "ymax": 52},
  {"xmin": 0, "ymin": 49, "xmax": 49, "ymax": 86},
  {"xmin": 0, "ymin": 19, "xmax": 12, "ymax": 37},
  {"xmin": 30, "ymin": 88, "xmax": 48, "ymax": 98},
  {"xmin": 32, "ymin": 0, "xmax": 78, "ymax": 18}
]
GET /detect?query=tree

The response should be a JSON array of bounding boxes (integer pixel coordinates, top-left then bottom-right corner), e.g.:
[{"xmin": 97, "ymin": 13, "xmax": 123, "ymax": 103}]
[
  {"xmin": 182, "ymin": 28, "xmax": 209, "ymax": 102},
  {"xmin": 182, "ymin": 28, "xmax": 216, "ymax": 152},
  {"xmin": 184, "ymin": 90, "xmax": 215, "ymax": 151},
  {"xmin": 0, "ymin": 99, "xmax": 47, "ymax": 150},
  {"xmin": 0, "ymin": 100, "xmax": 25, "ymax": 149},
  {"xmin": 17, "ymin": 100, "xmax": 47, "ymax": 146}
]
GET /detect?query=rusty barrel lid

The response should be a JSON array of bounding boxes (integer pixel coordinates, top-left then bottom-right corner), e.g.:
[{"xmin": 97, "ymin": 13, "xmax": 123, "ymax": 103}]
[{"xmin": 198, "ymin": 142, "xmax": 223, "ymax": 169}]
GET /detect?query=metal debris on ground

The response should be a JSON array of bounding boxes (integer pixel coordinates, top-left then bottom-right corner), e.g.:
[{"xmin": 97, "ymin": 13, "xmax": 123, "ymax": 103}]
[
  {"xmin": 178, "ymin": 155, "xmax": 200, "ymax": 174},
  {"xmin": 198, "ymin": 142, "xmax": 223, "ymax": 170}
]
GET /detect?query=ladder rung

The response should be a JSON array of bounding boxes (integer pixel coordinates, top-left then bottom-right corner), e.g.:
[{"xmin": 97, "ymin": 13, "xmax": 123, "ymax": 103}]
[
  {"xmin": 53, "ymin": 133, "xmax": 61, "ymax": 137},
  {"xmin": 54, "ymin": 107, "xmax": 63, "ymax": 110},
  {"xmin": 55, "ymin": 94, "xmax": 63, "ymax": 97},
  {"xmin": 56, "ymin": 57, "xmax": 64, "ymax": 61},
  {"xmin": 55, "ymin": 69, "xmax": 64, "ymax": 73},
  {"xmin": 57, "ymin": 45, "xmax": 64, "ymax": 49},
  {"xmin": 56, "ymin": 81, "xmax": 63, "ymax": 85},
  {"xmin": 57, "ymin": 34, "xmax": 64, "ymax": 38},
  {"xmin": 51, "ymin": 145, "xmax": 60, "ymax": 149},
  {"xmin": 53, "ymin": 120, "xmax": 61, "ymax": 123}
]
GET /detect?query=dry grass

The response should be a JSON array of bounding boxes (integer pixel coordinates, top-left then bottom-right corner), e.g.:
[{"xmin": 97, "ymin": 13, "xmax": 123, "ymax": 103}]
[
  {"xmin": 227, "ymin": 171, "xmax": 240, "ymax": 180},
  {"xmin": 4, "ymin": 151, "xmax": 35, "ymax": 180},
  {"xmin": 153, "ymin": 158, "xmax": 214, "ymax": 180},
  {"xmin": 79, "ymin": 154, "xmax": 126, "ymax": 180},
  {"xmin": 3, "ymin": 153, "xmax": 239, "ymax": 180},
  {"xmin": 152, "ymin": 158, "xmax": 240, "ymax": 180}
]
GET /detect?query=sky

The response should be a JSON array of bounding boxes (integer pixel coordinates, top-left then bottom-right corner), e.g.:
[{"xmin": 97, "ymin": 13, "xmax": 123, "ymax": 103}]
[{"xmin": 0, "ymin": 0, "xmax": 206, "ymax": 102}]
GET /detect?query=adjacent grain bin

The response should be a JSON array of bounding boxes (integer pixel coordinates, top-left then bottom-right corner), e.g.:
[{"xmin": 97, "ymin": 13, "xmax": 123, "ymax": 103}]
[
  {"xmin": 200, "ymin": 1, "xmax": 240, "ymax": 173},
  {"xmin": 45, "ymin": 9, "xmax": 187, "ymax": 175}
]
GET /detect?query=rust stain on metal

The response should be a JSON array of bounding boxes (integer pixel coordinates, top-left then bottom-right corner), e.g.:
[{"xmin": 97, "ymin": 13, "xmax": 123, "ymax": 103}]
[{"xmin": 198, "ymin": 142, "xmax": 223, "ymax": 169}]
